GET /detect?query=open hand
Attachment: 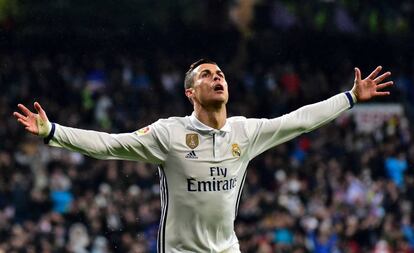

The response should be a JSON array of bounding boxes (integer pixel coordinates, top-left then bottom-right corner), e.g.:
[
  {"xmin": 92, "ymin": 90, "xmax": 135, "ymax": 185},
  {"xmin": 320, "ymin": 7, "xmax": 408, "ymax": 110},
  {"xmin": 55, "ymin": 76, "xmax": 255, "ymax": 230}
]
[
  {"xmin": 352, "ymin": 66, "xmax": 393, "ymax": 102},
  {"xmin": 13, "ymin": 102, "xmax": 51, "ymax": 137}
]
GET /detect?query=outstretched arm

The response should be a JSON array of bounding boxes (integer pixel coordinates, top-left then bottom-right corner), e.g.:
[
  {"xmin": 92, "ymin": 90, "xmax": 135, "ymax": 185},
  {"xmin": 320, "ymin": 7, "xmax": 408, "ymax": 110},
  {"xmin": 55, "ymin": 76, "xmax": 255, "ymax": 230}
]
[
  {"xmin": 13, "ymin": 102, "xmax": 169, "ymax": 163},
  {"xmin": 246, "ymin": 66, "xmax": 393, "ymax": 159}
]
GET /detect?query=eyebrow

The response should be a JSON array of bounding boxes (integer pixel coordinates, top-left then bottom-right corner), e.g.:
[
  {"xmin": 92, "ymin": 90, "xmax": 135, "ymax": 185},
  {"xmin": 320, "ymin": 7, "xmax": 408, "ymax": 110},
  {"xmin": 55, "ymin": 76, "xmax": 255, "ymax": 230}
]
[{"xmin": 199, "ymin": 69, "xmax": 225, "ymax": 77}]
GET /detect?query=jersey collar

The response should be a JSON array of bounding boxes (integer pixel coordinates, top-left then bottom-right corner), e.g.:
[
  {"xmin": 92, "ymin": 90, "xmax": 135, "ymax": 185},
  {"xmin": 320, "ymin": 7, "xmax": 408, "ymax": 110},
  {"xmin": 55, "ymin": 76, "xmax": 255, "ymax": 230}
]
[{"xmin": 189, "ymin": 112, "xmax": 231, "ymax": 134}]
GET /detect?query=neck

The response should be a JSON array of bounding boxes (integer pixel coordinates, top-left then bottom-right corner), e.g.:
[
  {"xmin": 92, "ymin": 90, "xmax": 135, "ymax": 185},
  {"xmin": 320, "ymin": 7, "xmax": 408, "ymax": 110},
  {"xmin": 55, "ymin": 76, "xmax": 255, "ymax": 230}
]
[{"xmin": 193, "ymin": 103, "xmax": 227, "ymax": 130}]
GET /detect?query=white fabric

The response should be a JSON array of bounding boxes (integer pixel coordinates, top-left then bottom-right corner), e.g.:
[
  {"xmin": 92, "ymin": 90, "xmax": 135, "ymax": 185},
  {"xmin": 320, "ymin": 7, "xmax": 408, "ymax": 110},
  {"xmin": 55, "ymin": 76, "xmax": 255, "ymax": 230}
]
[{"xmin": 48, "ymin": 92, "xmax": 352, "ymax": 253}]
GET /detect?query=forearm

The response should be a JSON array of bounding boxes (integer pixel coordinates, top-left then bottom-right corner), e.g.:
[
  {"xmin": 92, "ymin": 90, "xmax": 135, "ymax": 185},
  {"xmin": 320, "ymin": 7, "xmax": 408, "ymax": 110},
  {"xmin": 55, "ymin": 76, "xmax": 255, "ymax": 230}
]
[
  {"xmin": 268, "ymin": 91, "xmax": 356, "ymax": 147},
  {"xmin": 46, "ymin": 123, "xmax": 145, "ymax": 161},
  {"xmin": 247, "ymin": 91, "xmax": 357, "ymax": 159},
  {"xmin": 284, "ymin": 91, "xmax": 356, "ymax": 133}
]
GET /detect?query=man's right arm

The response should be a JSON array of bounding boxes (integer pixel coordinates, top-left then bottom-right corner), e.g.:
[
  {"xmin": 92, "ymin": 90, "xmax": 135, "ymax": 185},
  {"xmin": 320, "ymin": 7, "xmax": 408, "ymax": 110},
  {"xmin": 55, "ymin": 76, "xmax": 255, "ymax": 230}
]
[
  {"xmin": 14, "ymin": 102, "xmax": 170, "ymax": 164},
  {"xmin": 47, "ymin": 123, "xmax": 169, "ymax": 163}
]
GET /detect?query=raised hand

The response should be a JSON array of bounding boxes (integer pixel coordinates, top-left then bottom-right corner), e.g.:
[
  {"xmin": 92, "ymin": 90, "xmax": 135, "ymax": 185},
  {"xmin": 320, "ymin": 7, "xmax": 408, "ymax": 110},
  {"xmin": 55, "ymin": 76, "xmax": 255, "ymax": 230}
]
[
  {"xmin": 13, "ymin": 102, "xmax": 51, "ymax": 137},
  {"xmin": 351, "ymin": 66, "xmax": 393, "ymax": 102}
]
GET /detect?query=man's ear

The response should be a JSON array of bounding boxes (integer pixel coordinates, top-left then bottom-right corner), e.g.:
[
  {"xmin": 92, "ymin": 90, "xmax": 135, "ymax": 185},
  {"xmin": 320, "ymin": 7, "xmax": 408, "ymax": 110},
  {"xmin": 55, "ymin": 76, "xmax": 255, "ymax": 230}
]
[{"xmin": 185, "ymin": 88, "xmax": 194, "ymax": 105}]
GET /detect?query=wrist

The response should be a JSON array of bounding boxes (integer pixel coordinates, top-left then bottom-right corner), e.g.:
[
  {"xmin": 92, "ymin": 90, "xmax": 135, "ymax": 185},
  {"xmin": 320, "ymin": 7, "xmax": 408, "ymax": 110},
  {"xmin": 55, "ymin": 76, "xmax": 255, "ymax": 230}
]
[
  {"xmin": 345, "ymin": 91, "xmax": 357, "ymax": 109},
  {"xmin": 43, "ymin": 123, "xmax": 56, "ymax": 144},
  {"xmin": 350, "ymin": 89, "xmax": 358, "ymax": 103},
  {"xmin": 36, "ymin": 115, "xmax": 52, "ymax": 137}
]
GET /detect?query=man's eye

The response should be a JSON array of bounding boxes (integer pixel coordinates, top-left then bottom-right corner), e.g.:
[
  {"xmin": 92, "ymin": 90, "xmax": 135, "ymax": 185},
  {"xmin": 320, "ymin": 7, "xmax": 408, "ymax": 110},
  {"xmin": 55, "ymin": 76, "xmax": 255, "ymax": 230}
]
[{"xmin": 202, "ymin": 73, "xmax": 210, "ymax": 78}]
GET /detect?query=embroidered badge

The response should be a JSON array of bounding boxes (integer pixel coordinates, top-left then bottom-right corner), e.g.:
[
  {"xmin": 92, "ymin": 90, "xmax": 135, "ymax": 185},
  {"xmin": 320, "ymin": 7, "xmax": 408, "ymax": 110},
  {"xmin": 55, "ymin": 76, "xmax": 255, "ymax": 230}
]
[
  {"xmin": 135, "ymin": 126, "xmax": 150, "ymax": 136},
  {"xmin": 186, "ymin": 133, "xmax": 199, "ymax": 149},
  {"xmin": 232, "ymin": 143, "xmax": 241, "ymax": 157}
]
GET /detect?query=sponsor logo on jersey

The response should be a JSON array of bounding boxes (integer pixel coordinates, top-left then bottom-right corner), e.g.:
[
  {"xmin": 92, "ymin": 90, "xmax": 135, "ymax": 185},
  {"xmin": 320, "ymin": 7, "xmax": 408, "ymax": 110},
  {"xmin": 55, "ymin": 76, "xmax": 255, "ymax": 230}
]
[
  {"xmin": 187, "ymin": 177, "xmax": 237, "ymax": 192},
  {"xmin": 187, "ymin": 167, "xmax": 238, "ymax": 192},
  {"xmin": 232, "ymin": 143, "xmax": 241, "ymax": 157},
  {"xmin": 186, "ymin": 133, "xmax": 199, "ymax": 149},
  {"xmin": 135, "ymin": 126, "xmax": 150, "ymax": 136},
  {"xmin": 185, "ymin": 150, "xmax": 198, "ymax": 159}
]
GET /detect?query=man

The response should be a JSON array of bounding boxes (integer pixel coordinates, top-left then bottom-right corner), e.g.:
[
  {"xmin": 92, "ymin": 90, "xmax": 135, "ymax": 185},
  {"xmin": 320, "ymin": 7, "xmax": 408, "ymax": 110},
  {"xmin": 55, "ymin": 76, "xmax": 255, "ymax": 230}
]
[{"xmin": 14, "ymin": 59, "xmax": 393, "ymax": 253}]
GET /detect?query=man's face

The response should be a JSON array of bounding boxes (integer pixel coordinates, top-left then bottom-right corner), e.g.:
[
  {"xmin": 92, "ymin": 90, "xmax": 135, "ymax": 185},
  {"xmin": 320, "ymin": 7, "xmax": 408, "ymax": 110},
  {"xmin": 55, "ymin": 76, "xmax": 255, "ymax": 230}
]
[{"xmin": 185, "ymin": 63, "xmax": 229, "ymax": 107}]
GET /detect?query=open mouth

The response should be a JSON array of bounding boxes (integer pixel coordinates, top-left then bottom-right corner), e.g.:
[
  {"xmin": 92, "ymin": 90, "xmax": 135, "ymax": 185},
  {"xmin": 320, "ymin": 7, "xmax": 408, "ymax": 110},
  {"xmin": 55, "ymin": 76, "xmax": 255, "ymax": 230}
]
[{"xmin": 213, "ymin": 84, "xmax": 224, "ymax": 91}]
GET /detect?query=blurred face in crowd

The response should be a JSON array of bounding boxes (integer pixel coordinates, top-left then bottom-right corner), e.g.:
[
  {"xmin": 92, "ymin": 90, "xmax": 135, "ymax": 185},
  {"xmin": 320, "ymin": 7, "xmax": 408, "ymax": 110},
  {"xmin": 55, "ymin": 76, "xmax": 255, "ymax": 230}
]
[{"xmin": 185, "ymin": 63, "xmax": 229, "ymax": 108}]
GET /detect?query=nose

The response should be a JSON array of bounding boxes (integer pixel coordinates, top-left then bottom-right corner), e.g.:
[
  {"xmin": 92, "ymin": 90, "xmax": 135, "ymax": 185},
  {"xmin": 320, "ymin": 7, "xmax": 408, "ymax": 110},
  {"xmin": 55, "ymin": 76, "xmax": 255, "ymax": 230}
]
[{"xmin": 213, "ymin": 74, "xmax": 221, "ymax": 81}]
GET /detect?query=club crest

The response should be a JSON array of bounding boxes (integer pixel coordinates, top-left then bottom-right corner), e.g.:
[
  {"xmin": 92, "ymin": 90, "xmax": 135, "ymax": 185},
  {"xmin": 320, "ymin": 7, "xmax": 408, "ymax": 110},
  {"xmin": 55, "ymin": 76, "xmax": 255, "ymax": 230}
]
[
  {"xmin": 186, "ymin": 134, "xmax": 199, "ymax": 149},
  {"xmin": 232, "ymin": 143, "xmax": 241, "ymax": 157}
]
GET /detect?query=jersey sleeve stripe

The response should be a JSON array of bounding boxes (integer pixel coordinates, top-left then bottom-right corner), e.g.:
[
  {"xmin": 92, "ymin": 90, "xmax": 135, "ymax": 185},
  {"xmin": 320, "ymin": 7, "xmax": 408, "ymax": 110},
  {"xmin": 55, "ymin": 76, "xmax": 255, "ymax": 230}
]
[
  {"xmin": 344, "ymin": 91, "xmax": 355, "ymax": 108},
  {"xmin": 158, "ymin": 166, "xmax": 169, "ymax": 253},
  {"xmin": 235, "ymin": 169, "xmax": 248, "ymax": 217},
  {"xmin": 43, "ymin": 122, "xmax": 56, "ymax": 144}
]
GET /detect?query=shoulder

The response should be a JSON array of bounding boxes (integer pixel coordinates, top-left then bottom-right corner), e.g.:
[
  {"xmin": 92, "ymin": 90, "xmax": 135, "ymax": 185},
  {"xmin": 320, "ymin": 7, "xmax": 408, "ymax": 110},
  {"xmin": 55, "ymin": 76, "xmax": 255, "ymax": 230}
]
[
  {"xmin": 226, "ymin": 116, "xmax": 250, "ymax": 133},
  {"xmin": 228, "ymin": 116, "xmax": 275, "ymax": 137},
  {"xmin": 152, "ymin": 116, "xmax": 190, "ymax": 129},
  {"xmin": 227, "ymin": 116, "xmax": 266, "ymax": 126},
  {"xmin": 227, "ymin": 116, "xmax": 248, "ymax": 123},
  {"xmin": 138, "ymin": 116, "xmax": 189, "ymax": 143}
]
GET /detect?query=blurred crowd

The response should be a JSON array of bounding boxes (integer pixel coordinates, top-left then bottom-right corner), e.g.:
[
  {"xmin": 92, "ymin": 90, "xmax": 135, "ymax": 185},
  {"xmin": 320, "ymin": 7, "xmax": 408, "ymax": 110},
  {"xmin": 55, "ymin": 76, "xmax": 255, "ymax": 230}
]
[
  {"xmin": 4, "ymin": 0, "xmax": 414, "ymax": 37},
  {"xmin": 0, "ymin": 49, "xmax": 412, "ymax": 253},
  {"xmin": 1, "ymin": 0, "xmax": 414, "ymax": 252},
  {"xmin": 250, "ymin": 0, "xmax": 414, "ymax": 35}
]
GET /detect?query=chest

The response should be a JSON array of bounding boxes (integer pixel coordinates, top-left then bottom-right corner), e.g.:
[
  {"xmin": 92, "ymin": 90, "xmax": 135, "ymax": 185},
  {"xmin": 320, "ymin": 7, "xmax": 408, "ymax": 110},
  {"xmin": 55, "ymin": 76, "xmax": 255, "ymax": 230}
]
[{"xmin": 166, "ymin": 131, "xmax": 249, "ymax": 179}]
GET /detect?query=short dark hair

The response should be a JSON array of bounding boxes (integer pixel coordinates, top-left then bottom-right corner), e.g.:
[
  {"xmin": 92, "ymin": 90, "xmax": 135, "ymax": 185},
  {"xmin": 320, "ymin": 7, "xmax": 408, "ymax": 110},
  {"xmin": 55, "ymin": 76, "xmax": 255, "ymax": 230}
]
[{"xmin": 184, "ymin": 59, "xmax": 217, "ymax": 89}]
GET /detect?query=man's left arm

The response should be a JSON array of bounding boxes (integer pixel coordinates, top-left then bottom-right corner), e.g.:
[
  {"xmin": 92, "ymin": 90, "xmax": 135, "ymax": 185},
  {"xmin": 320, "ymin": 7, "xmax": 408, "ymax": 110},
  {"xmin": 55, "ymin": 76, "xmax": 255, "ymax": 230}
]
[{"xmin": 246, "ymin": 66, "xmax": 393, "ymax": 159}]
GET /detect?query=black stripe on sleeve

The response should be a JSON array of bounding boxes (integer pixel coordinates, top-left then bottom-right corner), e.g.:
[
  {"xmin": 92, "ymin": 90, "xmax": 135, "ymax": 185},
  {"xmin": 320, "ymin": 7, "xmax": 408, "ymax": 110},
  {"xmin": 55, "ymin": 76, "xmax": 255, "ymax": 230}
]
[
  {"xmin": 345, "ymin": 91, "xmax": 355, "ymax": 109},
  {"xmin": 44, "ymin": 123, "xmax": 56, "ymax": 144}
]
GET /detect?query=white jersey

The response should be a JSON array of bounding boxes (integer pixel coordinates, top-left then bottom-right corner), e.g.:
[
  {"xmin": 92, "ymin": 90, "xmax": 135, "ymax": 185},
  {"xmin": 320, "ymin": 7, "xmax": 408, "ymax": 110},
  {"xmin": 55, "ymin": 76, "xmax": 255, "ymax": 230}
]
[{"xmin": 46, "ymin": 92, "xmax": 355, "ymax": 253}]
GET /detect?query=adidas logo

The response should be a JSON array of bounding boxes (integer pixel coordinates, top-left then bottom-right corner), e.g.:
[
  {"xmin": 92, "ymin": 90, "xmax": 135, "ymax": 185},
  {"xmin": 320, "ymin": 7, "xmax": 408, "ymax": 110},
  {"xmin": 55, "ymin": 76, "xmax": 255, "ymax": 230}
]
[{"xmin": 185, "ymin": 150, "xmax": 198, "ymax": 159}]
